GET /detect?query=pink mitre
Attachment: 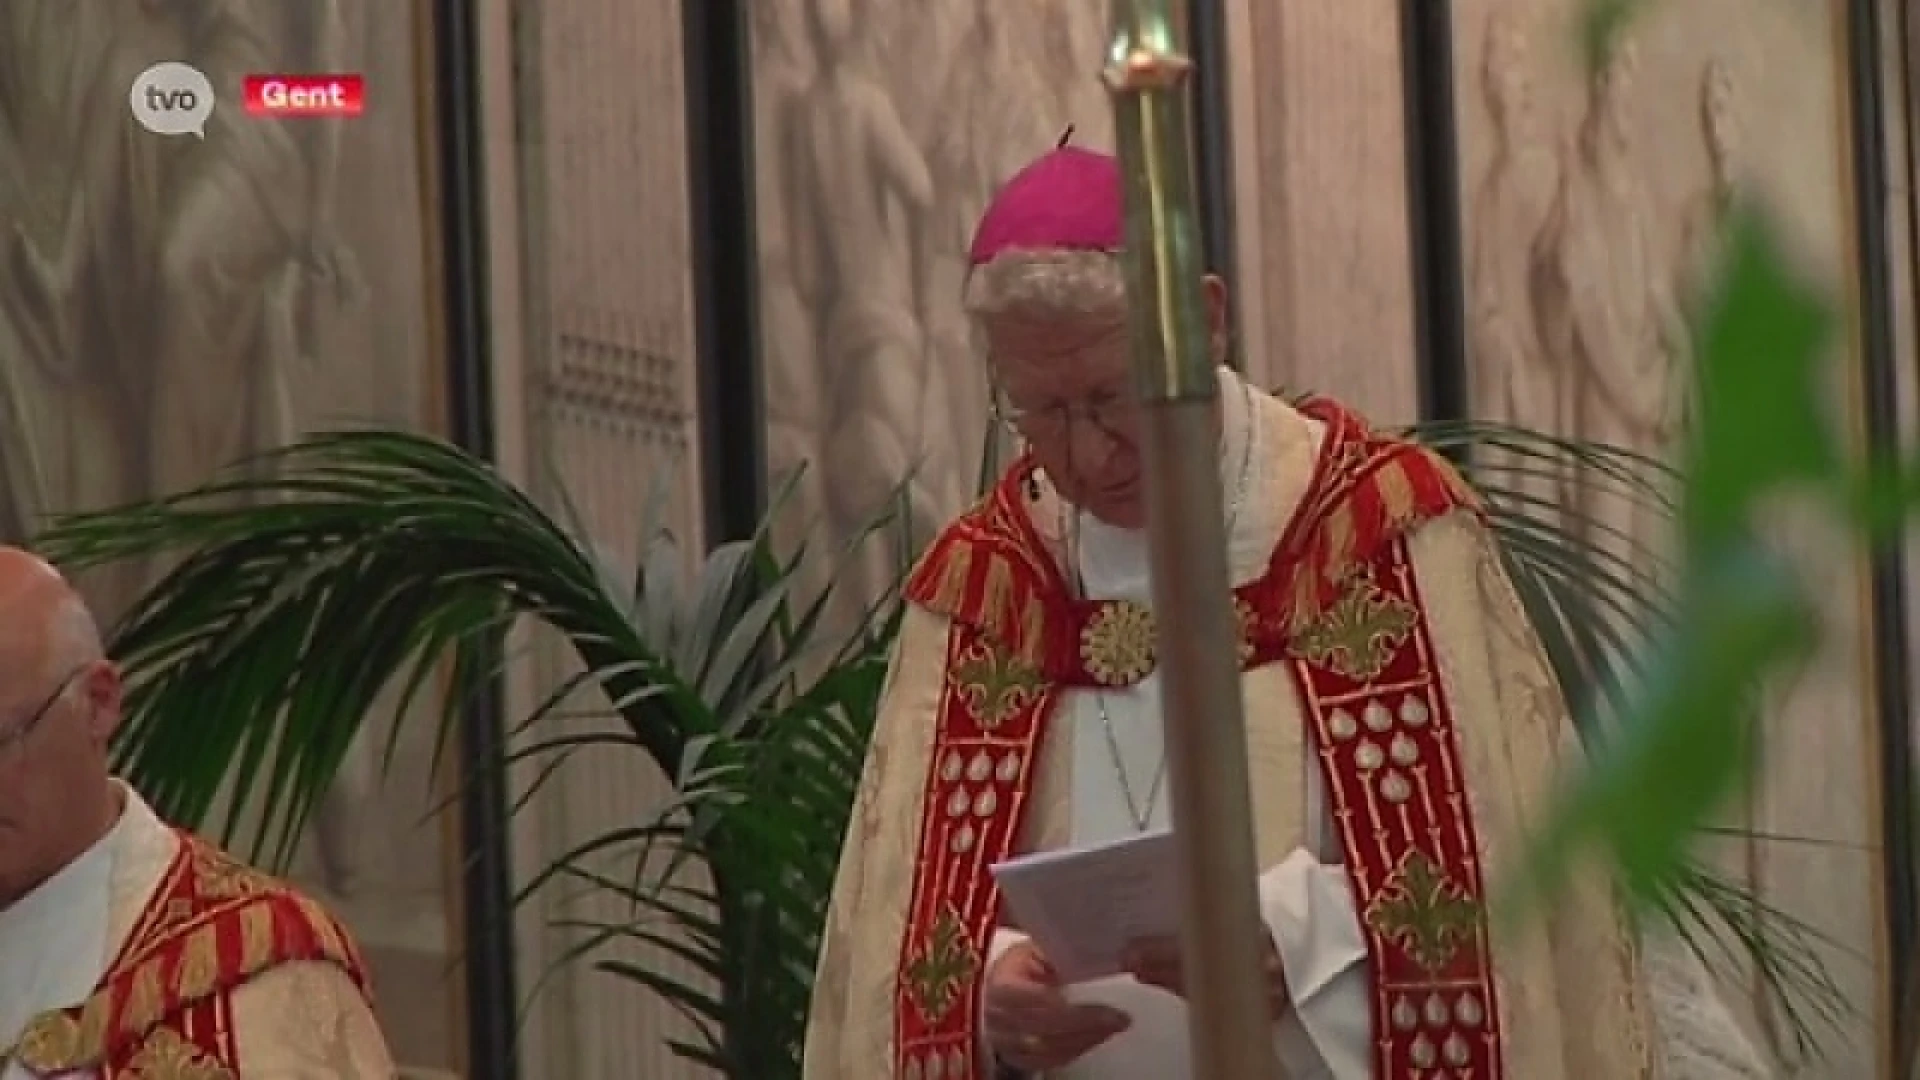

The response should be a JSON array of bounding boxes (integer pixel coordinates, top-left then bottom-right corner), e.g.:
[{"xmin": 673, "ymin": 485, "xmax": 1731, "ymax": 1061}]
[{"xmin": 967, "ymin": 146, "xmax": 1124, "ymax": 266}]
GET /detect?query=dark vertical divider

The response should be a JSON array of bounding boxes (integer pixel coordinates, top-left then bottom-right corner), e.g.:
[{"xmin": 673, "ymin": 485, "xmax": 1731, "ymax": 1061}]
[
  {"xmin": 429, "ymin": 1, "xmax": 518, "ymax": 1076},
  {"xmin": 1397, "ymin": 0, "xmax": 1470, "ymax": 423},
  {"xmin": 1187, "ymin": 0, "xmax": 1238, "ymax": 284},
  {"xmin": 1845, "ymin": 0, "xmax": 1917, "ymax": 1064},
  {"xmin": 684, "ymin": 0, "xmax": 767, "ymax": 542}
]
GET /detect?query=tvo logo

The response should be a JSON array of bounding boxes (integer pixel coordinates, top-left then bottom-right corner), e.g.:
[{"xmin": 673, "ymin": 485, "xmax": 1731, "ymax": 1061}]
[{"xmin": 129, "ymin": 62, "xmax": 215, "ymax": 138}]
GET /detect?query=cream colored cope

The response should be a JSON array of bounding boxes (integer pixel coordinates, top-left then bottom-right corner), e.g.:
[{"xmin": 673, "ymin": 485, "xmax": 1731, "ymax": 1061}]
[
  {"xmin": 803, "ymin": 368, "xmax": 1773, "ymax": 1078},
  {"xmin": 981, "ymin": 368, "xmax": 1370, "ymax": 1078}
]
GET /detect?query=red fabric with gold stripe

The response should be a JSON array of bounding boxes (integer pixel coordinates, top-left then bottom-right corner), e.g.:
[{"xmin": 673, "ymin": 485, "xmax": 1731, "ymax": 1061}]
[
  {"xmin": 12, "ymin": 830, "xmax": 372, "ymax": 1079},
  {"xmin": 1283, "ymin": 537, "xmax": 1504, "ymax": 1078},
  {"xmin": 891, "ymin": 396, "xmax": 1498, "ymax": 1078},
  {"xmin": 892, "ymin": 622, "xmax": 1058, "ymax": 1078}
]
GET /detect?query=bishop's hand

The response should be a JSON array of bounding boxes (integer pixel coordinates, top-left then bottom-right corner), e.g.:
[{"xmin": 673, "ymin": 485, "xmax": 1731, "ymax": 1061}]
[
  {"xmin": 1122, "ymin": 934, "xmax": 1293, "ymax": 1019},
  {"xmin": 983, "ymin": 940, "xmax": 1131, "ymax": 1072}
]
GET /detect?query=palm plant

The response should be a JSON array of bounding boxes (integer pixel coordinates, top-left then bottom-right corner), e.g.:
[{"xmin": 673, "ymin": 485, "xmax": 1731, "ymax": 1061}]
[
  {"xmin": 31, "ymin": 432, "xmax": 899, "ymax": 1077},
  {"xmin": 28, "ymin": 420, "xmax": 1843, "ymax": 1076}
]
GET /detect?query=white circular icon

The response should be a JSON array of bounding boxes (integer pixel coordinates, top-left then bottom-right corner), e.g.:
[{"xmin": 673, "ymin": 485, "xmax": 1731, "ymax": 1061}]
[{"xmin": 129, "ymin": 62, "xmax": 215, "ymax": 138}]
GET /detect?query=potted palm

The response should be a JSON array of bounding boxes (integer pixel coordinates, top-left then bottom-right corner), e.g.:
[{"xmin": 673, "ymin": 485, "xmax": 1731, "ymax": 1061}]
[
  {"xmin": 32, "ymin": 435, "xmax": 899, "ymax": 1077},
  {"xmin": 28, "ymin": 418, "xmax": 1842, "ymax": 1077}
]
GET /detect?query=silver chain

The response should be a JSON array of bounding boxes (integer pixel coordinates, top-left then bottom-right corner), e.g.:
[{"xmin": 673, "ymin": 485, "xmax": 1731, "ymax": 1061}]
[
  {"xmin": 1070, "ymin": 376, "xmax": 1259, "ymax": 833},
  {"xmin": 1094, "ymin": 693, "xmax": 1165, "ymax": 833}
]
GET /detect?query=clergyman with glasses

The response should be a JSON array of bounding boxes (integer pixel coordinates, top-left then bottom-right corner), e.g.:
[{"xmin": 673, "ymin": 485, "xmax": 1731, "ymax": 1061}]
[
  {"xmin": 0, "ymin": 546, "xmax": 395, "ymax": 1077},
  {"xmin": 802, "ymin": 146, "xmax": 1771, "ymax": 1079}
]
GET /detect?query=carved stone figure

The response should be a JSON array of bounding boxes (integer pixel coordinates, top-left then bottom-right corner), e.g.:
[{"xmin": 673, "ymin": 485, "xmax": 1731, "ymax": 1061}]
[
  {"xmin": 0, "ymin": 242, "xmax": 49, "ymax": 544},
  {"xmin": 793, "ymin": 0, "xmax": 938, "ymax": 620},
  {"xmin": 0, "ymin": 2, "xmax": 181, "ymax": 585},
  {"xmin": 759, "ymin": 0, "xmax": 1110, "ymax": 636},
  {"xmin": 1530, "ymin": 39, "xmax": 1691, "ymax": 568},
  {"xmin": 1467, "ymin": 12, "xmax": 1571, "ymax": 526},
  {"xmin": 751, "ymin": 0, "xmax": 829, "ymax": 545},
  {"xmin": 0, "ymin": 0, "xmax": 372, "ymax": 898},
  {"xmin": 1050, "ymin": 0, "xmax": 1110, "ymax": 120},
  {"xmin": 1677, "ymin": 59, "xmax": 1740, "ymax": 300},
  {"xmin": 910, "ymin": 5, "xmax": 1059, "ymax": 518}
]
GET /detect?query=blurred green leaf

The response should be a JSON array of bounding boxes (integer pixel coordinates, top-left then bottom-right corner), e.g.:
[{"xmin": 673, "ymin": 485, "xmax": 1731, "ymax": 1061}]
[
  {"xmin": 1681, "ymin": 211, "xmax": 1839, "ymax": 552},
  {"xmin": 1577, "ymin": 0, "xmax": 1649, "ymax": 72}
]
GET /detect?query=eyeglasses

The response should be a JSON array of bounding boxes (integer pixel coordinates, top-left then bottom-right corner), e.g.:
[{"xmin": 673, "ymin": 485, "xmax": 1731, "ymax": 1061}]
[
  {"xmin": 992, "ymin": 390, "xmax": 1142, "ymax": 443},
  {"xmin": 0, "ymin": 665, "xmax": 85, "ymax": 758}
]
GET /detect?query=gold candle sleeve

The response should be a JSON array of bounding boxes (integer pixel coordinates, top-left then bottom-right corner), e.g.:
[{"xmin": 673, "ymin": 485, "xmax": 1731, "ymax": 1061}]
[{"xmin": 1104, "ymin": 2, "xmax": 1286, "ymax": 1077}]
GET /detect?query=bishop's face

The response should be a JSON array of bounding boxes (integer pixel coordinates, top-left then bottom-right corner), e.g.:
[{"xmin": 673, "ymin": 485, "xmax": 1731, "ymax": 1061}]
[
  {"xmin": 980, "ymin": 275, "xmax": 1232, "ymax": 531},
  {"xmin": 984, "ymin": 313, "xmax": 1148, "ymax": 529},
  {"xmin": 0, "ymin": 652, "xmax": 121, "ymax": 910}
]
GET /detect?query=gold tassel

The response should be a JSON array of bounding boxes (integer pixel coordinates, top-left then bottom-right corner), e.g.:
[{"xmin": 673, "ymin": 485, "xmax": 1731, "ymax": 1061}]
[
  {"xmin": 240, "ymin": 901, "xmax": 276, "ymax": 974},
  {"xmin": 980, "ymin": 555, "xmax": 1014, "ymax": 643},
  {"xmin": 174, "ymin": 924, "xmax": 221, "ymax": 1001},
  {"xmin": 121, "ymin": 962, "xmax": 166, "ymax": 1039},
  {"xmin": 1323, "ymin": 506, "xmax": 1356, "ymax": 578},
  {"xmin": 1377, "ymin": 459, "xmax": 1417, "ymax": 525},
  {"xmin": 933, "ymin": 543, "xmax": 973, "ymax": 613}
]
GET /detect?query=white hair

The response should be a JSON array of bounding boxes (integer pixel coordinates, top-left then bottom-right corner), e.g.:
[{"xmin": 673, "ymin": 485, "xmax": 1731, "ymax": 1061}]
[
  {"xmin": 42, "ymin": 595, "xmax": 104, "ymax": 688},
  {"xmin": 963, "ymin": 248, "xmax": 1128, "ymax": 323}
]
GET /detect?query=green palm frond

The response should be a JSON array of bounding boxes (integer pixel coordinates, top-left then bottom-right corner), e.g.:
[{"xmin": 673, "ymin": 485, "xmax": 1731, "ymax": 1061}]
[
  {"xmin": 1649, "ymin": 863, "xmax": 1853, "ymax": 1066},
  {"xmin": 34, "ymin": 431, "xmax": 664, "ymax": 866},
  {"xmin": 530, "ymin": 625, "xmax": 895, "ymax": 1076}
]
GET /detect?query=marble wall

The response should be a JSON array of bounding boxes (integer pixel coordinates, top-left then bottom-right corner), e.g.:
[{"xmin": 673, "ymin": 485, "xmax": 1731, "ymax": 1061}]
[
  {"xmin": 1446, "ymin": 1, "xmax": 1886, "ymax": 1073},
  {"xmin": 750, "ymin": 0, "xmax": 1115, "ymax": 620},
  {"xmin": 0, "ymin": 2, "xmax": 462, "ymax": 1072}
]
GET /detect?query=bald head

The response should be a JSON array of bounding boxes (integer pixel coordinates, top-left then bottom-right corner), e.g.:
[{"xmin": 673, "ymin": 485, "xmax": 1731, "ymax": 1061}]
[
  {"xmin": 0, "ymin": 547, "xmax": 123, "ymax": 910},
  {"xmin": 0, "ymin": 546, "xmax": 104, "ymax": 688}
]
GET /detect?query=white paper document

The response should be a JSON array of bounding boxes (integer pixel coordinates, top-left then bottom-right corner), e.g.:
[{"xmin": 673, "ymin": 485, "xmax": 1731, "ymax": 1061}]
[{"xmin": 989, "ymin": 828, "xmax": 1182, "ymax": 984}]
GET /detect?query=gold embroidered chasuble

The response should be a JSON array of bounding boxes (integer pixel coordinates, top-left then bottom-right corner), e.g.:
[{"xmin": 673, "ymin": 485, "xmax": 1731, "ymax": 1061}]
[
  {"xmin": 3, "ymin": 792, "xmax": 394, "ymax": 1079},
  {"xmin": 802, "ymin": 394, "xmax": 1657, "ymax": 1079}
]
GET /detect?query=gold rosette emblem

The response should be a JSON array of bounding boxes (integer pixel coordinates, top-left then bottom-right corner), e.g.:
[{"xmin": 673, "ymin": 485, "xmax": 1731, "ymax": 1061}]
[{"xmin": 1080, "ymin": 600, "xmax": 1157, "ymax": 686}]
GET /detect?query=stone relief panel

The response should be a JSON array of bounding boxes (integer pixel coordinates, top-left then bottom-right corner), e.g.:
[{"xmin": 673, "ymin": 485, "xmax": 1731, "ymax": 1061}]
[
  {"xmin": 0, "ymin": 2, "xmax": 461, "ymax": 1072},
  {"xmin": 751, "ymin": 0, "xmax": 1113, "ymax": 624},
  {"xmin": 1453, "ymin": 1, "xmax": 1885, "ymax": 1072}
]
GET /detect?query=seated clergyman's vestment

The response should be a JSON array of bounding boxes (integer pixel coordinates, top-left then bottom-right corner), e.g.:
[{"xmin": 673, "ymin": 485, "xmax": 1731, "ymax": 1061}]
[
  {"xmin": 0, "ymin": 784, "xmax": 394, "ymax": 1079},
  {"xmin": 804, "ymin": 372, "xmax": 1677, "ymax": 1079}
]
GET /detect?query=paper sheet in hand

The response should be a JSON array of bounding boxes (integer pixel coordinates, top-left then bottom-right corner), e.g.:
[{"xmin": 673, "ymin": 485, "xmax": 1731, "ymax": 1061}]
[{"xmin": 989, "ymin": 829, "xmax": 1180, "ymax": 984}]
